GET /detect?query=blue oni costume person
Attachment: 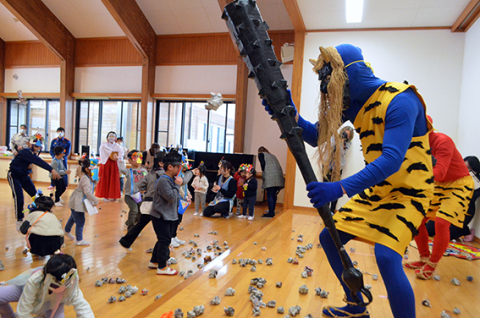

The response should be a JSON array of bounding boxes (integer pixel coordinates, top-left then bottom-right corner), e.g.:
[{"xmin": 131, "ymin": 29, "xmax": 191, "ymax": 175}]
[{"xmin": 291, "ymin": 45, "xmax": 434, "ymax": 318}]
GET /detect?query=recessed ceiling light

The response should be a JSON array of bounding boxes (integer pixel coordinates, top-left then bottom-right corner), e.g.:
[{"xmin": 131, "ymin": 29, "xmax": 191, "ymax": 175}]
[{"xmin": 346, "ymin": 0, "xmax": 364, "ymax": 23}]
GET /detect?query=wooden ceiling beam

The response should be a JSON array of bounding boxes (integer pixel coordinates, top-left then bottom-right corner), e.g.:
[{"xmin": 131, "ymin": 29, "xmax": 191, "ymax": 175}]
[
  {"xmin": 0, "ymin": 0, "xmax": 74, "ymax": 60},
  {"xmin": 452, "ymin": 0, "xmax": 480, "ymax": 32},
  {"xmin": 0, "ymin": 0, "xmax": 76, "ymax": 142},
  {"xmin": 283, "ymin": 0, "xmax": 306, "ymax": 32},
  {"xmin": 101, "ymin": 0, "xmax": 157, "ymax": 61},
  {"xmin": 101, "ymin": 0, "xmax": 157, "ymax": 149}
]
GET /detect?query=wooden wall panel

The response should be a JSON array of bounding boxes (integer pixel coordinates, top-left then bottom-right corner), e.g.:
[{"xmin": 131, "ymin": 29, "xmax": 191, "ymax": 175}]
[
  {"xmin": 156, "ymin": 33, "xmax": 237, "ymax": 65},
  {"xmin": 75, "ymin": 38, "xmax": 142, "ymax": 66},
  {"xmin": 5, "ymin": 42, "xmax": 60, "ymax": 67},
  {"xmin": 4, "ymin": 31, "xmax": 294, "ymax": 68},
  {"xmin": 155, "ymin": 31, "xmax": 294, "ymax": 65}
]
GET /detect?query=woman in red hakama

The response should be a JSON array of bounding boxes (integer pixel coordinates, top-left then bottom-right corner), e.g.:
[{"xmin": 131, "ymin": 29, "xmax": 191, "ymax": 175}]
[{"xmin": 96, "ymin": 131, "xmax": 124, "ymax": 200}]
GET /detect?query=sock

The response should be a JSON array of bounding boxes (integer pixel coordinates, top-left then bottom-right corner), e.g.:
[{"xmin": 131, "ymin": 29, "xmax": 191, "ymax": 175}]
[
  {"xmin": 430, "ymin": 217, "xmax": 451, "ymax": 263},
  {"xmin": 375, "ymin": 244, "xmax": 415, "ymax": 318},
  {"xmin": 414, "ymin": 218, "xmax": 431, "ymax": 259},
  {"xmin": 319, "ymin": 228, "xmax": 366, "ymax": 315}
]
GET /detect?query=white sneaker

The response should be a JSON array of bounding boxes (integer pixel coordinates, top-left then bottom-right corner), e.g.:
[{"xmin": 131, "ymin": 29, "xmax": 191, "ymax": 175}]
[
  {"xmin": 55, "ymin": 202, "xmax": 63, "ymax": 207},
  {"xmin": 64, "ymin": 231, "xmax": 75, "ymax": 241},
  {"xmin": 16, "ymin": 220, "xmax": 23, "ymax": 233},
  {"xmin": 248, "ymin": 216, "xmax": 254, "ymax": 221},
  {"xmin": 238, "ymin": 215, "xmax": 245, "ymax": 219},
  {"xmin": 59, "ymin": 198, "xmax": 64, "ymax": 203},
  {"xmin": 75, "ymin": 240, "xmax": 90, "ymax": 246},
  {"xmin": 193, "ymin": 212, "xmax": 198, "ymax": 216},
  {"xmin": 199, "ymin": 213, "xmax": 203, "ymax": 217},
  {"xmin": 174, "ymin": 237, "xmax": 185, "ymax": 245},
  {"xmin": 148, "ymin": 262, "xmax": 158, "ymax": 269},
  {"xmin": 170, "ymin": 238, "xmax": 180, "ymax": 248},
  {"xmin": 157, "ymin": 267, "xmax": 178, "ymax": 275}
]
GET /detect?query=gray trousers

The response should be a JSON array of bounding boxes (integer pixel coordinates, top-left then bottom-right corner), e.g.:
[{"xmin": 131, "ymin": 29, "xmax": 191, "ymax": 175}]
[
  {"xmin": 125, "ymin": 195, "xmax": 141, "ymax": 229},
  {"xmin": 194, "ymin": 192, "xmax": 206, "ymax": 213}
]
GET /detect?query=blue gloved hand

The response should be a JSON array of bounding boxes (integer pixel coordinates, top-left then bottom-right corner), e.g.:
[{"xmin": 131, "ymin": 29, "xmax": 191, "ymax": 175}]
[
  {"xmin": 306, "ymin": 181, "xmax": 344, "ymax": 209},
  {"xmin": 262, "ymin": 89, "xmax": 297, "ymax": 116}
]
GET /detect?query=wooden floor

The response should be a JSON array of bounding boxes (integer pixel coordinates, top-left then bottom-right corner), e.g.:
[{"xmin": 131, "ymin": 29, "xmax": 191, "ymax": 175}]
[{"xmin": 1, "ymin": 180, "xmax": 479, "ymax": 318}]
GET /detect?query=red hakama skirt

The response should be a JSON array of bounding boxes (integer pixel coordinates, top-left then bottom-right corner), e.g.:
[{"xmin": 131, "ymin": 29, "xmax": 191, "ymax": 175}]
[{"xmin": 95, "ymin": 158, "xmax": 121, "ymax": 199}]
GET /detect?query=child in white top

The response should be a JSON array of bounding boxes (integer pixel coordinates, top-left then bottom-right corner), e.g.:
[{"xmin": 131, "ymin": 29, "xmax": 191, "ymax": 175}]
[
  {"xmin": 192, "ymin": 165, "xmax": 209, "ymax": 216},
  {"xmin": 0, "ymin": 254, "xmax": 94, "ymax": 318},
  {"xmin": 20, "ymin": 193, "xmax": 64, "ymax": 257}
]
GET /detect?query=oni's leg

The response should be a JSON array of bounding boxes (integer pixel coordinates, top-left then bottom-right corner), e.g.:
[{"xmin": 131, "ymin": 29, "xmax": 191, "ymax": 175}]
[{"xmin": 376, "ymin": 243, "xmax": 415, "ymax": 318}]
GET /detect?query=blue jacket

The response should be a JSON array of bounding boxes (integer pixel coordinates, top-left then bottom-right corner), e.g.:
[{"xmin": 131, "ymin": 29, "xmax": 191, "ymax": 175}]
[
  {"xmin": 10, "ymin": 148, "xmax": 52, "ymax": 178},
  {"xmin": 49, "ymin": 137, "xmax": 71, "ymax": 166}
]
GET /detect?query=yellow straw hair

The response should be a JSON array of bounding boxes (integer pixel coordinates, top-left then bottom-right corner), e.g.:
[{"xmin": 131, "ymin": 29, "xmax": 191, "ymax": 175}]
[{"xmin": 311, "ymin": 46, "xmax": 346, "ymax": 181}]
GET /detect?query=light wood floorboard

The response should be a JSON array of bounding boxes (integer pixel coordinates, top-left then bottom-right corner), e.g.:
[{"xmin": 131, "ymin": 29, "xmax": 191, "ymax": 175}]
[{"xmin": 0, "ymin": 181, "xmax": 479, "ymax": 317}]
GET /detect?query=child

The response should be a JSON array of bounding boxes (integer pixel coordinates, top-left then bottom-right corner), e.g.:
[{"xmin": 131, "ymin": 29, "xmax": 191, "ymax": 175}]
[
  {"xmin": 19, "ymin": 193, "xmax": 64, "ymax": 256},
  {"xmin": 170, "ymin": 161, "xmax": 193, "ymax": 248},
  {"xmin": 51, "ymin": 146, "xmax": 72, "ymax": 206},
  {"xmin": 118, "ymin": 150, "xmax": 147, "ymax": 231},
  {"xmin": 65, "ymin": 158, "xmax": 98, "ymax": 246},
  {"xmin": 192, "ymin": 165, "xmax": 208, "ymax": 216},
  {"xmin": 239, "ymin": 165, "xmax": 257, "ymax": 221},
  {"xmin": 0, "ymin": 254, "xmax": 94, "ymax": 318},
  {"xmin": 119, "ymin": 150, "xmax": 166, "ymax": 249},
  {"xmin": 8, "ymin": 133, "xmax": 61, "ymax": 231},
  {"xmin": 149, "ymin": 150, "xmax": 183, "ymax": 275},
  {"xmin": 233, "ymin": 164, "xmax": 247, "ymax": 215}
]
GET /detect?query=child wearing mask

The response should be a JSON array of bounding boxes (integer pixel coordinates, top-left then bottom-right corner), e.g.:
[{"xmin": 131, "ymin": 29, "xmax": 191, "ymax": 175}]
[
  {"xmin": 118, "ymin": 150, "xmax": 147, "ymax": 231},
  {"xmin": 0, "ymin": 254, "xmax": 94, "ymax": 318},
  {"xmin": 120, "ymin": 150, "xmax": 166, "ymax": 249},
  {"xmin": 239, "ymin": 165, "xmax": 257, "ymax": 221}
]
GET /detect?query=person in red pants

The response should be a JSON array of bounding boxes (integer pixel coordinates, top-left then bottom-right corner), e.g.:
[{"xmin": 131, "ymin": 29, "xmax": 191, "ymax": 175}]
[{"xmin": 404, "ymin": 115, "xmax": 474, "ymax": 279}]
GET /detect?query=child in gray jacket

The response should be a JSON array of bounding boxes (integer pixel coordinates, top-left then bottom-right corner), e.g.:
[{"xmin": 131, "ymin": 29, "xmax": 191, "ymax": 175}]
[
  {"xmin": 149, "ymin": 150, "xmax": 183, "ymax": 275},
  {"xmin": 119, "ymin": 150, "xmax": 165, "ymax": 249}
]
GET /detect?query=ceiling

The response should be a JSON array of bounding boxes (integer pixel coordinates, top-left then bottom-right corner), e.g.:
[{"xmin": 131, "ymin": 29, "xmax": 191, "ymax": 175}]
[{"xmin": 0, "ymin": 0, "xmax": 473, "ymax": 42}]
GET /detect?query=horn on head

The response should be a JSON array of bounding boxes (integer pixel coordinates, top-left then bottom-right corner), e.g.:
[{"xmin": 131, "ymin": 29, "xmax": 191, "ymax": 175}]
[
  {"xmin": 319, "ymin": 46, "xmax": 330, "ymax": 63},
  {"xmin": 309, "ymin": 58, "xmax": 317, "ymax": 66}
]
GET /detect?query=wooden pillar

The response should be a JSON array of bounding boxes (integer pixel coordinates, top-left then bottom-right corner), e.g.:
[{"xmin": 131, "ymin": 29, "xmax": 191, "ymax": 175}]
[
  {"xmin": 101, "ymin": 0, "xmax": 157, "ymax": 151},
  {"xmin": 142, "ymin": 57, "xmax": 156, "ymax": 149},
  {"xmin": 234, "ymin": 56, "xmax": 248, "ymax": 153},
  {"xmin": 60, "ymin": 36, "xmax": 75, "ymax": 142}
]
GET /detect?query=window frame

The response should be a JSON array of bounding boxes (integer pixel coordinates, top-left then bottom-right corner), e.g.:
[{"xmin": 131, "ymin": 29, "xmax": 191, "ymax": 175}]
[
  {"xmin": 154, "ymin": 100, "xmax": 235, "ymax": 153},
  {"xmin": 74, "ymin": 99, "xmax": 141, "ymax": 154},
  {"xmin": 5, "ymin": 98, "xmax": 60, "ymax": 153}
]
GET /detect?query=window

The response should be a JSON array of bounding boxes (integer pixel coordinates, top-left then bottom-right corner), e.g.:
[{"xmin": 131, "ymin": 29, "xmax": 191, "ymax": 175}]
[
  {"xmin": 155, "ymin": 101, "xmax": 236, "ymax": 153},
  {"xmin": 75, "ymin": 100, "xmax": 141, "ymax": 155},
  {"xmin": 5, "ymin": 99, "xmax": 60, "ymax": 152}
]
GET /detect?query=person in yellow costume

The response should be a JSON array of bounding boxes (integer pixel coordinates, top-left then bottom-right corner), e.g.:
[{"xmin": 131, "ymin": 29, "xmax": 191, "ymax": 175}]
[{"xmin": 269, "ymin": 44, "xmax": 434, "ymax": 318}]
